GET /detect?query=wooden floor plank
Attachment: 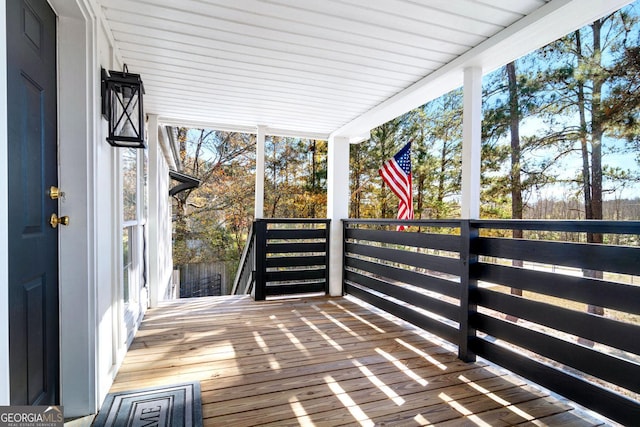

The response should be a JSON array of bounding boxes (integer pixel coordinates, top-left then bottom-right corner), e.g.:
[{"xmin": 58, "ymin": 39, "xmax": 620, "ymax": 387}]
[
  {"xmin": 201, "ymin": 362, "xmax": 489, "ymax": 407},
  {"xmin": 455, "ymin": 396, "xmax": 573, "ymax": 426},
  {"xmin": 120, "ymin": 325, "xmax": 440, "ymax": 367},
  {"xmin": 202, "ymin": 362, "xmax": 498, "ymax": 419},
  {"xmin": 517, "ymin": 410, "xmax": 606, "ymax": 426},
  {"xmin": 108, "ymin": 295, "xmax": 609, "ymax": 426},
  {"xmin": 250, "ymin": 376, "xmax": 526, "ymax": 427}
]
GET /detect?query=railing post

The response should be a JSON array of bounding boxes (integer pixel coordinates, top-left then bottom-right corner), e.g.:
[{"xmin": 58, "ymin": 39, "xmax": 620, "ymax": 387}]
[
  {"xmin": 254, "ymin": 219, "xmax": 267, "ymax": 301},
  {"xmin": 459, "ymin": 220, "xmax": 478, "ymax": 362},
  {"xmin": 342, "ymin": 220, "xmax": 347, "ymax": 296},
  {"xmin": 324, "ymin": 219, "xmax": 331, "ymax": 295}
]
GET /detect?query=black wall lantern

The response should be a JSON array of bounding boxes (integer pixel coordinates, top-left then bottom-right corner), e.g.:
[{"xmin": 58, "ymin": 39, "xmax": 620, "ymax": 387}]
[{"xmin": 101, "ymin": 65, "xmax": 146, "ymax": 148}]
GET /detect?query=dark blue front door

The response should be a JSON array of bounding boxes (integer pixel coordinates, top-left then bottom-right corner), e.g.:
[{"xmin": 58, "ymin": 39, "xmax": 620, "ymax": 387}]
[{"xmin": 7, "ymin": 0, "xmax": 59, "ymax": 405}]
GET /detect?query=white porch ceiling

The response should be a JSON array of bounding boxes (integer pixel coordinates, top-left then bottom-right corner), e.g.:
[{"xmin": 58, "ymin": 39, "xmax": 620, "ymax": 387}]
[{"xmin": 98, "ymin": 0, "xmax": 634, "ymax": 139}]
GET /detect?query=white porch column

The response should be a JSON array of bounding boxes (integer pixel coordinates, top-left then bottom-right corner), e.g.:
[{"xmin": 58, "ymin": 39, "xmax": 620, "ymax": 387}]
[
  {"xmin": 254, "ymin": 125, "xmax": 266, "ymax": 219},
  {"xmin": 327, "ymin": 135, "xmax": 350, "ymax": 296},
  {"xmin": 461, "ymin": 66, "xmax": 483, "ymax": 219}
]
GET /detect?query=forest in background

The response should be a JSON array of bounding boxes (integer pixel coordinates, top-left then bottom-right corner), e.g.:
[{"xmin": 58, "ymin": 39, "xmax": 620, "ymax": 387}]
[{"xmin": 170, "ymin": 2, "xmax": 640, "ymax": 278}]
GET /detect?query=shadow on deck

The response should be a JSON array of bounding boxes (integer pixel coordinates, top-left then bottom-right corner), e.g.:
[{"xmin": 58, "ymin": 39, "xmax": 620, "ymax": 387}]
[{"xmin": 109, "ymin": 295, "xmax": 609, "ymax": 426}]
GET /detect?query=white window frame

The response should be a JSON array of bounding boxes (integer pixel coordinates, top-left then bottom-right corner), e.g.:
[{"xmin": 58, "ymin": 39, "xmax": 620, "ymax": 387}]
[{"xmin": 120, "ymin": 146, "xmax": 147, "ymax": 346}]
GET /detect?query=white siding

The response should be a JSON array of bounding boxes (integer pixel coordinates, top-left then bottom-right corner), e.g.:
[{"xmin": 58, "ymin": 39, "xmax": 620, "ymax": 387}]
[{"xmin": 52, "ymin": 0, "xmax": 172, "ymax": 417}]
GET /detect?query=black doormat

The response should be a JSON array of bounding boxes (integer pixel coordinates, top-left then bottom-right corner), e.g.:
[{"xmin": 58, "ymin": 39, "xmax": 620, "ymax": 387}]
[{"xmin": 92, "ymin": 382, "xmax": 203, "ymax": 427}]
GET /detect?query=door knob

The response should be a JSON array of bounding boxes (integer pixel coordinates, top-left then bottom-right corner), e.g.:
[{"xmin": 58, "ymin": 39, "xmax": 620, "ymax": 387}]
[{"xmin": 50, "ymin": 213, "xmax": 70, "ymax": 228}]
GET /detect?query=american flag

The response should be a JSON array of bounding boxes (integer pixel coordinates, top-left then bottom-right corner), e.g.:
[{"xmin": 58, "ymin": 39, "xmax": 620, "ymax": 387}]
[{"xmin": 378, "ymin": 141, "xmax": 413, "ymax": 230}]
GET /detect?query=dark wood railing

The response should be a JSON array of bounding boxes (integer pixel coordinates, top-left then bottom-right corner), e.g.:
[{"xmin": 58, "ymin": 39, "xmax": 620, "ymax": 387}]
[
  {"xmin": 231, "ymin": 222, "xmax": 256, "ymax": 296},
  {"xmin": 343, "ymin": 219, "xmax": 640, "ymax": 425},
  {"xmin": 343, "ymin": 219, "xmax": 463, "ymax": 345},
  {"xmin": 233, "ymin": 219, "xmax": 330, "ymax": 300}
]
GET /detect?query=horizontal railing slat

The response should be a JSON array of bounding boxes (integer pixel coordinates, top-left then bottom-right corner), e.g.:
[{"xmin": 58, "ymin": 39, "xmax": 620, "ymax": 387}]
[
  {"xmin": 474, "ymin": 287, "xmax": 640, "ymax": 355},
  {"xmin": 267, "ymin": 228, "xmax": 327, "ymax": 240},
  {"xmin": 267, "ymin": 255, "xmax": 326, "ymax": 268},
  {"xmin": 345, "ymin": 270, "xmax": 459, "ymax": 322},
  {"xmin": 345, "ymin": 242, "xmax": 460, "ymax": 276},
  {"xmin": 345, "ymin": 282, "xmax": 458, "ymax": 344},
  {"xmin": 266, "ymin": 268, "xmax": 326, "ymax": 282},
  {"xmin": 346, "ymin": 227, "xmax": 461, "ymax": 252},
  {"xmin": 266, "ymin": 282, "xmax": 325, "ymax": 296},
  {"xmin": 475, "ymin": 237, "xmax": 640, "ymax": 276},
  {"xmin": 346, "ymin": 256, "xmax": 459, "ymax": 299},
  {"xmin": 470, "ymin": 337, "xmax": 640, "ymax": 426},
  {"xmin": 471, "ymin": 313, "xmax": 640, "ymax": 394},
  {"xmin": 267, "ymin": 242, "xmax": 326, "ymax": 254},
  {"xmin": 475, "ymin": 263, "xmax": 640, "ymax": 315}
]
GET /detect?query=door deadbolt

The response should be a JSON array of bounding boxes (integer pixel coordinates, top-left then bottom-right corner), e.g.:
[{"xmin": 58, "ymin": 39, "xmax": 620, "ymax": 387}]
[
  {"xmin": 49, "ymin": 186, "xmax": 65, "ymax": 200},
  {"xmin": 50, "ymin": 213, "xmax": 70, "ymax": 228}
]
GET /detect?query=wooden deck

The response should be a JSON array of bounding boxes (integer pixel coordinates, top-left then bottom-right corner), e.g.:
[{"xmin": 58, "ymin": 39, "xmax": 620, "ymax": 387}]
[{"xmin": 109, "ymin": 295, "xmax": 608, "ymax": 426}]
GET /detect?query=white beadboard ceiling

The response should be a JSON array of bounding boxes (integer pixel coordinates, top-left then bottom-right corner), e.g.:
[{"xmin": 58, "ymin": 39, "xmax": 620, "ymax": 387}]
[{"xmin": 98, "ymin": 0, "xmax": 633, "ymax": 139}]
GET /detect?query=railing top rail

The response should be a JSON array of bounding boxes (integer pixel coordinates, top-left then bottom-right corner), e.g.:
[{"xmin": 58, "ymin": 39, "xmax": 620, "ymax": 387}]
[
  {"xmin": 470, "ymin": 219, "xmax": 640, "ymax": 234},
  {"xmin": 343, "ymin": 218, "xmax": 640, "ymax": 235},
  {"xmin": 343, "ymin": 219, "xmax": 462, "ymax": 227},
  {"xmin": 257, "ymin": 218, "xmax": 331, "ymax": 224}
]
